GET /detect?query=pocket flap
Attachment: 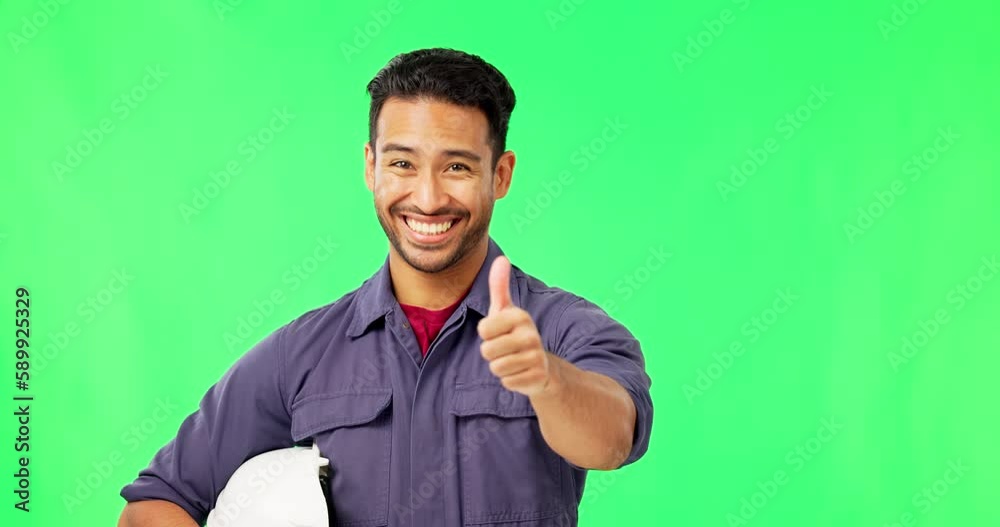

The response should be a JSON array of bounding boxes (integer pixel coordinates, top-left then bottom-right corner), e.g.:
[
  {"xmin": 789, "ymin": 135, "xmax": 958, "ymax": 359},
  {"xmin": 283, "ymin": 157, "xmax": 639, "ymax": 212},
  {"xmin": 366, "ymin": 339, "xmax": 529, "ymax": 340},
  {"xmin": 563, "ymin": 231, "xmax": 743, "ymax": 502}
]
[
  {"xmin": 291, "ymin": 390, "xmax": 392, "ymax": 441},
  {"xmin": 450, "ymin": 382, "xmax": 536, "ymax": 418}
]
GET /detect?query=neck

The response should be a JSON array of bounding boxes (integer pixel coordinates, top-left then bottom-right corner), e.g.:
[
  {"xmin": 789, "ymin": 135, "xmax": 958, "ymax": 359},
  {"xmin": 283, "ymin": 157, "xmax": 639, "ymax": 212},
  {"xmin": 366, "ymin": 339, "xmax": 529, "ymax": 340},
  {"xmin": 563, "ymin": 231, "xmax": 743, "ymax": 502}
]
[{"xmin": 388, "ymin": 238, "xmax": 488, "ymax": 309}]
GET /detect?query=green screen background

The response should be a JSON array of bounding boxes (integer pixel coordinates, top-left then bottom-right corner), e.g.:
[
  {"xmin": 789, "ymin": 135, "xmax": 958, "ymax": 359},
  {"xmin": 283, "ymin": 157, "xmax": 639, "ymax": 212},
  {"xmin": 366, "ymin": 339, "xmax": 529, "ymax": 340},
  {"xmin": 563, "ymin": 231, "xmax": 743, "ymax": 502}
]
[{"xmin": 2, "ymin": 0, "xmax": 998, "ymax": 525}]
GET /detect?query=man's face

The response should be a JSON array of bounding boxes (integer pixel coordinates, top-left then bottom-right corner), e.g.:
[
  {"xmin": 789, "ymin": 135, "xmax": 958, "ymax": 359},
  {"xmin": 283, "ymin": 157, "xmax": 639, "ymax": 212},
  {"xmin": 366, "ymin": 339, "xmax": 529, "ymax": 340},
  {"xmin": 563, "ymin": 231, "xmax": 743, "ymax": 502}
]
[{"xmin": 365, "ymin": 97, "xmax": 513, "ymax": 274}]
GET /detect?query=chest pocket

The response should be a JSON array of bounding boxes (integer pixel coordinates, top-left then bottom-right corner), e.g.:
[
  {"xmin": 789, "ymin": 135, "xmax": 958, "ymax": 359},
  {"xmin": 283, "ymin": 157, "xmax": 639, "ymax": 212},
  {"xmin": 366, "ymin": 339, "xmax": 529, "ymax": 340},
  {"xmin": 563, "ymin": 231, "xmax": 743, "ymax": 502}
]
[
  {"xmin": 292, "ymin": 389, "xmax": 392, "ymax": 527},
  {"xmin": 450, "ymin": 382, "xmax": 575, "ymax": 526}
]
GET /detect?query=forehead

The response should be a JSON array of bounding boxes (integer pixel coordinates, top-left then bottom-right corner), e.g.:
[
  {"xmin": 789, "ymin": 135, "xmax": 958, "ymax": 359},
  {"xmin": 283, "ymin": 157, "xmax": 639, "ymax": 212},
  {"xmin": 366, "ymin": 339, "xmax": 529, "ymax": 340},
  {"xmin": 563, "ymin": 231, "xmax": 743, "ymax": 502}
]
[{"xmin": 376, "ymin": 97, "xmax": 490, "ymax": 152}]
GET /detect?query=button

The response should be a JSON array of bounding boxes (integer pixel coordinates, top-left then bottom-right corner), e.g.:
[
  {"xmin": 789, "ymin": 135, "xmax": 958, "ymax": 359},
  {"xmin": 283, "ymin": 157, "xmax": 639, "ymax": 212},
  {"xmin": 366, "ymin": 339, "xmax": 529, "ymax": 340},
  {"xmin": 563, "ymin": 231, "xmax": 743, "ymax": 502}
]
[{"xmin": 402, "ymin": 322, "xmax": 409, "ymax": 329}]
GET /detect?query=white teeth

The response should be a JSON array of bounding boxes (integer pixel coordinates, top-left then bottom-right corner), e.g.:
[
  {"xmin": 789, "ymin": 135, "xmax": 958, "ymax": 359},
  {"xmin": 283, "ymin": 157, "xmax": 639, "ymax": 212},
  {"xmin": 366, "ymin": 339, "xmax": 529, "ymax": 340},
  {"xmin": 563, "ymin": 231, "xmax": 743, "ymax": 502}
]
[{"xmin": 405, "ymin": 217, "xmax": 454, "ymax": 236}]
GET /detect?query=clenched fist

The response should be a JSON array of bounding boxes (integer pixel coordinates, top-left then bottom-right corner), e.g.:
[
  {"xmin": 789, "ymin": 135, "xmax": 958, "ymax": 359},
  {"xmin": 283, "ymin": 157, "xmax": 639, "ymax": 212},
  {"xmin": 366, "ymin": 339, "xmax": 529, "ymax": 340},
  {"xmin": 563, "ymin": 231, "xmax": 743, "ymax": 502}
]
[{"xmin": 477, "ymin": 256, "xmax": 553, "ymax": 396}]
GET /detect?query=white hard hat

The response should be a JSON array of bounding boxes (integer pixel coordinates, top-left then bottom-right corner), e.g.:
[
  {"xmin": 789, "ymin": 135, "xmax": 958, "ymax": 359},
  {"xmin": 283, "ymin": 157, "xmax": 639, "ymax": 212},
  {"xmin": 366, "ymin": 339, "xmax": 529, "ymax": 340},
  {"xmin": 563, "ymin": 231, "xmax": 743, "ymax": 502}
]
[{"xmin": 205, "ymin": 444, "xmax": 329, "ymax": 527}]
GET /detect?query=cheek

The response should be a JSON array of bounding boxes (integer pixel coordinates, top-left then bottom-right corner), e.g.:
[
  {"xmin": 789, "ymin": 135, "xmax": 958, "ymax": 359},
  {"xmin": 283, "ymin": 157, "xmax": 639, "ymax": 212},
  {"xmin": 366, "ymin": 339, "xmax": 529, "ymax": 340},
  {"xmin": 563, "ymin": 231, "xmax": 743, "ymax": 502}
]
[
  {"xmin": 453, "ymin": 182, "xmax": 493, "ymax": 214},
  {"xmin": 373, "ymin": 175, "xmax": 406, "ymax": 204}
]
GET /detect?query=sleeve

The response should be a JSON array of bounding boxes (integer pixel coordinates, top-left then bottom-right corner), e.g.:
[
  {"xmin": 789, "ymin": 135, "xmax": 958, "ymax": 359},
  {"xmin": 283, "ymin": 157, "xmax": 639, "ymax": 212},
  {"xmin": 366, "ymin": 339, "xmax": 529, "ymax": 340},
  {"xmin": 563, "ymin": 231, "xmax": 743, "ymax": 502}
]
[
  {"xmin": 119, "ymin": 325, "xmax": 295, "ymax": 524},
  {"xmin": 551, "ymin": 297, "xmax": 653, "ymax": 467}
]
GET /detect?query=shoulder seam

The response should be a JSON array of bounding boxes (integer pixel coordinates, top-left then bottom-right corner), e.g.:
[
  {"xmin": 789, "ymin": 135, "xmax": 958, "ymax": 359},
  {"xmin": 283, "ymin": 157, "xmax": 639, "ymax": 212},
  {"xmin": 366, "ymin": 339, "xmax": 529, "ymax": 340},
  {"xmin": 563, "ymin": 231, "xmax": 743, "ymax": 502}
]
[{"xmin": 552, "ymin": 296, "xmax": 585, "ymax": 357}]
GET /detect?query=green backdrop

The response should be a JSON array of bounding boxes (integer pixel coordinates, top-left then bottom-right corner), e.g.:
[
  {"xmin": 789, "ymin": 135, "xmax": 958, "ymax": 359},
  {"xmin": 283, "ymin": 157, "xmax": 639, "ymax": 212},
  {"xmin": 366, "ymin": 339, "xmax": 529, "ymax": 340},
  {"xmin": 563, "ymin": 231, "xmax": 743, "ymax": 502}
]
[{"xmin": 2, "ymin": 0, "xmax": 998, "ymax": 525}]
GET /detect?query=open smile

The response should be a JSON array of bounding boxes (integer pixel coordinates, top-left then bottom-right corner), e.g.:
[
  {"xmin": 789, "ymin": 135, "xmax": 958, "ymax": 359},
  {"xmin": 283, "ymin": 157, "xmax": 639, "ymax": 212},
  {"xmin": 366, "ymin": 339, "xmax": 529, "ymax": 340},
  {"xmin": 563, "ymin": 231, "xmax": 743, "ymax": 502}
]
[{"xmin": 399, "ymin": 214, "xmax": 462, "ymax": 245}]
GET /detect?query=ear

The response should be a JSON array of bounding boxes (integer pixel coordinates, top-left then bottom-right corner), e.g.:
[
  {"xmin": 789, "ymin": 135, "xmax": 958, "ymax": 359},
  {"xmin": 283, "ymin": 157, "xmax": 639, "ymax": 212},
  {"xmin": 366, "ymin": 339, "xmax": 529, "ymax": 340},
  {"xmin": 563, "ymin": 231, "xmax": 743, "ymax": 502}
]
[
  {"xmin": 364, "ymin": 141, "xmax": 376, "ymax": 192},
  {"xmin": 492, "ymin": 150, "xmax": 516, "ymax": 200}
]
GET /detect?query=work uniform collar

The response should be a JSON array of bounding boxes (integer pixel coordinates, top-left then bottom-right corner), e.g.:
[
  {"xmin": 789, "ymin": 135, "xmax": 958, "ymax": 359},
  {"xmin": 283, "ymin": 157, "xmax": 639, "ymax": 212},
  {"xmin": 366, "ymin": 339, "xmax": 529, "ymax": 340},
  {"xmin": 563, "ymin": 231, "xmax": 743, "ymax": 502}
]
[{"xmin": 347, "ymin": 236, "xmax": 516, "ymax": 338}]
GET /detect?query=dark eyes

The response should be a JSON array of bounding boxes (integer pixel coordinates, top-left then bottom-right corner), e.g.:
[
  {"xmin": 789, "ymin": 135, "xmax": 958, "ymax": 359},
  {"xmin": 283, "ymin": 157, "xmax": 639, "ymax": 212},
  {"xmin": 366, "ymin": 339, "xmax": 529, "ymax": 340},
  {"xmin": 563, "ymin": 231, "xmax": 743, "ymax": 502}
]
[{"xmin": 389, "ymin": 161, "xmax": 470, "ymax": 172}]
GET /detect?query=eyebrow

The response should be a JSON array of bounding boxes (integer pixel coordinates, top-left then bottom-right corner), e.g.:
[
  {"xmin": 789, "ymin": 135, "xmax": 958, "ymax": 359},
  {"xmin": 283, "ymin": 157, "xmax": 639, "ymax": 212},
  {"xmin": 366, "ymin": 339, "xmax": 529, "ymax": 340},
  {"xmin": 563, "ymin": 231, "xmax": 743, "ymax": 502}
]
[{"xmin": 381, "ymin": 143, "xmax": 482, "ymax": 163}]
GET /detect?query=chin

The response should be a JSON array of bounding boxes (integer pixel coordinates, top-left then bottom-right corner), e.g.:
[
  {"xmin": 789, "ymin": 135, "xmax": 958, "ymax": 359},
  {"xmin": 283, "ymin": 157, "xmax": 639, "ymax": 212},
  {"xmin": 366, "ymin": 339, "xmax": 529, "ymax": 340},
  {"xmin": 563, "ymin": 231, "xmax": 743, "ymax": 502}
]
[{"xmin": 400, "ymin": 246, "xmax": 460, "ymax": 273}]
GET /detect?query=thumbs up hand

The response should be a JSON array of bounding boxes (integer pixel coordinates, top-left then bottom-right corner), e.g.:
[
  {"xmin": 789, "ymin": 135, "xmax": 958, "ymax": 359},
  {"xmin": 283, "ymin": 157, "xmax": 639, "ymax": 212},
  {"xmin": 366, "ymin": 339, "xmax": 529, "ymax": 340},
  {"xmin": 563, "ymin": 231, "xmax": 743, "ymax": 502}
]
[{"xmin": 477, "ymin": 256, "xmax": 552, "ymax": 396}]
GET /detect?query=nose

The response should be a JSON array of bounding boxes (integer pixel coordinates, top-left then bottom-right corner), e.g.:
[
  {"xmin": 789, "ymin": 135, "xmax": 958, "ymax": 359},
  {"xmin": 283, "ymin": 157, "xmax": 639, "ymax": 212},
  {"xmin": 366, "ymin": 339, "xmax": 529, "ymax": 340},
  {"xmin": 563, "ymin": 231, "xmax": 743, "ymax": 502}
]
[{"xmin": 411, "ymin": 170, "xmax": 450, "ymax": 213}]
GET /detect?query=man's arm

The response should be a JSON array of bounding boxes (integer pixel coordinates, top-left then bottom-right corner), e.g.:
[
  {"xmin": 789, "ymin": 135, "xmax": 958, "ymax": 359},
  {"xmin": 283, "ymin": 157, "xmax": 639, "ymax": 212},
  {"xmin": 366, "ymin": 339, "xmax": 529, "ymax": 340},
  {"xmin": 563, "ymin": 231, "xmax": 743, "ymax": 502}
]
[
  {"xmin": 478, "ymin": 256, "xmax": 653, "ymax": 470},
  {"xmin": 528, "ymin": 354, "xmax": 636, "ymax": 469},
  {"xmin": 480, "ymin": 313, "xmax": 639, "ymax": 469},
  {"xmin": 118, "ymin": 326, "xmax": 295, "ymax": 523},
  {"xmin": 118, "ymin": 500, "xmax": 198, "ymax": 527}
]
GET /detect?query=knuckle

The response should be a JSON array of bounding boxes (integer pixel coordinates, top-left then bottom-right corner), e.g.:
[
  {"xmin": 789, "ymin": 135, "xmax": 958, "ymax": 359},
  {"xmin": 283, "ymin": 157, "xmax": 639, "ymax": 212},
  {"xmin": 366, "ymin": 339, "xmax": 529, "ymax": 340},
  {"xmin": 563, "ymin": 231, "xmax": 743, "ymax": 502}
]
[
  {"xmin": 489, "ymin": 360, "xmax": 503, "ymax": 376},
  {"xmin": 518, "ymin": 329, "xmax": 539, "ymax": 349}
]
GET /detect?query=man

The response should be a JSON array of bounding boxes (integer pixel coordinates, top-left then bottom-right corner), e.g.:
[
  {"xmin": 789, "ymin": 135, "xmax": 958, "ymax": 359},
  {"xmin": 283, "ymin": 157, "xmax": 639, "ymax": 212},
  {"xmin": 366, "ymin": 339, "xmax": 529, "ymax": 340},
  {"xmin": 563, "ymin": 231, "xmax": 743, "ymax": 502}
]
[{"xmin": 119, "ymin": 48, "xmax": 653, "ymax": 527}]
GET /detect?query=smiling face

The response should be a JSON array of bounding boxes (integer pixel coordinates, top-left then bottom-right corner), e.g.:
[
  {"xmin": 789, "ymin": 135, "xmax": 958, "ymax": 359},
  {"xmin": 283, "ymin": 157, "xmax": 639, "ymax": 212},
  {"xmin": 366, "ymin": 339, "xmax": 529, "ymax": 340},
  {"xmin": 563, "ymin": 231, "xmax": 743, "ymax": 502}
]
[{"xmin": 365, "ymin": 97, "xmax": 514, "ymax": 274}]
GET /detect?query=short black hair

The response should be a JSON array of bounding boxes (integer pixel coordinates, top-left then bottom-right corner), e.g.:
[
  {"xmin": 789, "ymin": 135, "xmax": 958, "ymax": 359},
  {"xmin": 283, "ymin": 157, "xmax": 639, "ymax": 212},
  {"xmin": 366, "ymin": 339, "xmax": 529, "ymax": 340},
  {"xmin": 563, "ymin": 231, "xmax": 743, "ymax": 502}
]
[{"xmin": 366, "ymin": 48, "xmax": 516, "ymax": 168}]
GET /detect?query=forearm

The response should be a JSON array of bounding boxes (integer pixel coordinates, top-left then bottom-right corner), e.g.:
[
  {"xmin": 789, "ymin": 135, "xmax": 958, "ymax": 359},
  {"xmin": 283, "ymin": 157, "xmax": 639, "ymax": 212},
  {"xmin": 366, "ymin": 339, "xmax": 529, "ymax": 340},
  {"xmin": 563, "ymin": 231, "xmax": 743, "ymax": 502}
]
[
  {"xmin": 529, "ymin": 353, "xmax": 636, "ymax": 470},
  {"xmin": 119, "ymin": 500, "xmax": 199, "ymax": 527}
]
